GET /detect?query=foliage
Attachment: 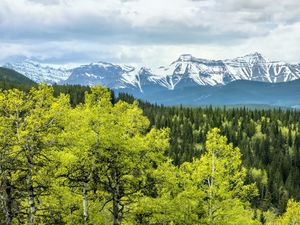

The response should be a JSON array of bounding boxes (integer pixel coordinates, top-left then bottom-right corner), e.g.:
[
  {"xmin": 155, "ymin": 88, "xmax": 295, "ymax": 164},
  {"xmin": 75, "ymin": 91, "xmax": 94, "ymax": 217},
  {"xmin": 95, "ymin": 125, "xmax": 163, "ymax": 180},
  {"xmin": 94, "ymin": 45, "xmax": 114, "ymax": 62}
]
[
  {"xmin": 0, "ymin": 85, "xmax": 70, "ymax": 224},
  {"xmin": 133, "ymin": 128, "xmax": 259, "ymax": 225},
  {"xmin": 118, "ymin": 93, "xmax": 300, "ymax": 212},
  {"xmin": 266, "ymin": 199, "xmax": 300, "ymax": 225},
  {"xmin": 0, "ymin": 85, "xmax": 300, "ymax": 224}
]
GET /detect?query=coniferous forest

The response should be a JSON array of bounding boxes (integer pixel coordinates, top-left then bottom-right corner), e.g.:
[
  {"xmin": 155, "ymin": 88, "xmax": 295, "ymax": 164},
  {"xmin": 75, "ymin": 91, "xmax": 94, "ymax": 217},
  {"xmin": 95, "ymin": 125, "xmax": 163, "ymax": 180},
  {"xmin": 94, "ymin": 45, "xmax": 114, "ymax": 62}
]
[{"xmin": 1, "ymin": 85, "xmax": 300, "ymax": 225}]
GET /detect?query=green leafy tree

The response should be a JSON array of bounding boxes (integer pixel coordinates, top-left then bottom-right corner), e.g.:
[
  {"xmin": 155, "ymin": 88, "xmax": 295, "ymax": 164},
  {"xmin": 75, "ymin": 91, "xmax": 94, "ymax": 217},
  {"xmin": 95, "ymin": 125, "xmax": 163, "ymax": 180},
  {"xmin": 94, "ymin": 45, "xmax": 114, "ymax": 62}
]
[
  {"xmin": 199, "ymin": 128, "xmax": 259, "ymax": 225},
  {"xmin": 0, "ymin": 89, "xmax": 25, "ymax": 225},
  {"xmin": 0, "ymin": 85, "xmax": 70, "ymax": 224},
  {"xmin": 56, "ymin": 86, "xmax": 112, "ymax": 225},
  {"xmin": 134, "ymin": 160, "xmax": 206, "ymax": 225},
  {"xmin": 267, "ymin": 199, "xmax": 300, "ymax": 225},
  {"xmin": 135, "ymin": 128, "xmax": 259, "ymax": 225},
  {"xmin": 58, "ymin": 86, "xmax": 170, "ymax": 225}
]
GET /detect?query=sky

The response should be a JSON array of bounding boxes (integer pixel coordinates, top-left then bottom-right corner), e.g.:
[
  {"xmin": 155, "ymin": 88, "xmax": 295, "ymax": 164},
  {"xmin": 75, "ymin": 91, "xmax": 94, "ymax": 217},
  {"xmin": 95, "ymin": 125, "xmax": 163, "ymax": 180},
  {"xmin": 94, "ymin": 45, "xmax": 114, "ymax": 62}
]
[{"xmin": 1, "ymin": 0, "xmax": 300, "ymax": 67}]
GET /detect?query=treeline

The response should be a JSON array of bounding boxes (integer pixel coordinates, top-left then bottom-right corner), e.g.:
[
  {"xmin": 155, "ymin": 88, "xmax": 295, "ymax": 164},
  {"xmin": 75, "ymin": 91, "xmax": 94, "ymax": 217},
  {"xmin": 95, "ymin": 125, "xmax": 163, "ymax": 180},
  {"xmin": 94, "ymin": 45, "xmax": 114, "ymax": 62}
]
[
  {"xmin": 0, "ymin": 82, "xmax": 114, "ymax": 107},
  {"xmin": 0, "ymin": 82, "xmax": 91, "ymax": 107},
  {"xmin": 0, "ymin": 85, "xmax": 299, "ymax": 224}
]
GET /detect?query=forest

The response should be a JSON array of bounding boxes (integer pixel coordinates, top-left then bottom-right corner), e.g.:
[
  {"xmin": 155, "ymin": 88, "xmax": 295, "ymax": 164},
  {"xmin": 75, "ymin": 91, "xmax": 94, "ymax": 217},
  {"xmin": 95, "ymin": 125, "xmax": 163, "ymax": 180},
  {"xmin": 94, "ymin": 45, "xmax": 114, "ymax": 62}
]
[{"xmin": 0, "ymin": 84, "xmax": 300, "ymax": 225}]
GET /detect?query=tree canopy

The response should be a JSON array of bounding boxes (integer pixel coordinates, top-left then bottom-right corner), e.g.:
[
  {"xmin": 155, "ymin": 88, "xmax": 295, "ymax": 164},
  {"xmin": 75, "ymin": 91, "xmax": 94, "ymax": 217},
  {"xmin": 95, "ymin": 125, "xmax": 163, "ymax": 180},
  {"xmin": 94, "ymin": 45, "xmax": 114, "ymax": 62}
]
[{"xmin": 1, "ymin": 85, "xmax": 299, "ymax": 224}]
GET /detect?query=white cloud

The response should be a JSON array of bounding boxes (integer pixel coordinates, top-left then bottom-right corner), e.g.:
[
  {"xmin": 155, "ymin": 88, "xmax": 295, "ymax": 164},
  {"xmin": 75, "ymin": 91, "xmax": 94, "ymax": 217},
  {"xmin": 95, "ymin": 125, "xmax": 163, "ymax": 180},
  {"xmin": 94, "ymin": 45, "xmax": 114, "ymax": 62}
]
[
  {"xmin": 242, "ymin": 22, "xmax": 300, "ymax": 63},
  {"xmin": 0, "ymin": 0, "xmax": 300, "ymax": 65}
]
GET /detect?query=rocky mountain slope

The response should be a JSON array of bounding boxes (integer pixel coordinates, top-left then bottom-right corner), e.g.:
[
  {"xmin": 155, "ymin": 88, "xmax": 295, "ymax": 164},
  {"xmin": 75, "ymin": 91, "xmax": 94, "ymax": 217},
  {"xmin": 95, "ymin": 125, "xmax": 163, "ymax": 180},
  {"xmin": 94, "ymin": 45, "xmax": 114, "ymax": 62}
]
[
  {"xmin": 4, "ymin": 53, "xmax": 300, "ymax": 92},
  {"xmin": 4, "ymin": 60, "xmax": 71, "ymax": 84}
]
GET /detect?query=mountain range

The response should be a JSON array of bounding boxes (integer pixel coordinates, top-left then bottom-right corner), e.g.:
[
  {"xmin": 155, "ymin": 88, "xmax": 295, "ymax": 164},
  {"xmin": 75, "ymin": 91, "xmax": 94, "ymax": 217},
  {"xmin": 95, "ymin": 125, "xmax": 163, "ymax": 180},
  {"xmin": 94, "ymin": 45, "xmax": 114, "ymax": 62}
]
[
  {"xmin": 3, "ymin": 53, "xmax": 300, "ymax": 107},
  {"xmin": 4, "ymin": 60, "xmax": 71, "ymax": 84},
  {"xmin": 4, "ymin": 53, "xmax": 300, "ymax": 89}
]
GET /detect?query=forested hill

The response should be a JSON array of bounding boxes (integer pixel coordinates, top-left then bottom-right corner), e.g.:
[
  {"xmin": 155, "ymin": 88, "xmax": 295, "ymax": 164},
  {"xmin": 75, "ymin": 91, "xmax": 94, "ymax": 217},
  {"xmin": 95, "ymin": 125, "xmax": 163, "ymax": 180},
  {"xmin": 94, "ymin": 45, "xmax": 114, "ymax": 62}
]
[
  {"xmin": 0, "ymin": 67, "xmax": 36, "ymax": 90},
  {"xmin": 0, "ymin": 68, "xmax": 93, "ymax": 107}
]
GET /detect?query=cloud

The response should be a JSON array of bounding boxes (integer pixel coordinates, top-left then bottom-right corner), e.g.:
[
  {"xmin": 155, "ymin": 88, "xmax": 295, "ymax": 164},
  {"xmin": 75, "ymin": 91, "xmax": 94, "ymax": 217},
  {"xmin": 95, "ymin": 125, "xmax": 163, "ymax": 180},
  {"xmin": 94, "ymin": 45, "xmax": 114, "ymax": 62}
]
[
  {"xmin": 242, "ymin": 22, "xmax": 300, "ymax": 63},
  {"xmin": 27, "ymin": 0, "xmax": 61, "ymax": 5},
  {"xmin": 0, "ymin": 0, "xmax": 300, "ymax": 65}
]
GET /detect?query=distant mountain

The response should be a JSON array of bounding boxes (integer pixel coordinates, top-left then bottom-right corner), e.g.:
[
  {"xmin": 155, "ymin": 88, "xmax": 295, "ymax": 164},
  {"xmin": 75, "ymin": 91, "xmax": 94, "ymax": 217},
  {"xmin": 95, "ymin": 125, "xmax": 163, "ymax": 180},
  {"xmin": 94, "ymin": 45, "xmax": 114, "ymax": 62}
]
[
  {"xmin": 4, "ymin": 59, "xmax": 71, "ymax": 84},
  {"xmin": 4, "ymin": 53, "xmax": 300, "ymax": 91},
  {"xmin": 0, "ymin": 67, "xmax": 36, "ymax": 86},
  {"xmin": 63, "ymin": 62, "xmax": 143, "ymax": 91},
  {"xmin": 118, "ymin": 79, "xmax": 300, "ymax": 108},
  {"xmin": 3, "ymin": 53, "xmax": 300, "ymax": 107},
  {"xmin": 61, "ymin": 52, "xmax": 300, "ymax": 90}
]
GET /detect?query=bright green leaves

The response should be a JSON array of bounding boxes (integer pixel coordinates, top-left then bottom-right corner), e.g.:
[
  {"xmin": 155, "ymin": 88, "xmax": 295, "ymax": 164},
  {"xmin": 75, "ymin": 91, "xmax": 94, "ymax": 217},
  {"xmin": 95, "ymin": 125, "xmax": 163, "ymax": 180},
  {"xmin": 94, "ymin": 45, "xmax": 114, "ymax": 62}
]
[
  {"xmin": 0, "ymin": 85, "xmax": 71, "ymax": 224},
  {"xmin": 200, "ymin": 128, "xmax": 259, "ymax": 225},
  {"xmin": 2, "ymin": 85, "xmax": 296, "ymax": 225},
  {"xmin": 56, "ymin": 85, "xmax": 170, "ymax": 224},
  {"xmin": 134, "ymin": 128, "xmax": 259, "ymax": 225},
  {"xmin": 267, "ymin": 199, "xmax": 300, "ymax": 225}
]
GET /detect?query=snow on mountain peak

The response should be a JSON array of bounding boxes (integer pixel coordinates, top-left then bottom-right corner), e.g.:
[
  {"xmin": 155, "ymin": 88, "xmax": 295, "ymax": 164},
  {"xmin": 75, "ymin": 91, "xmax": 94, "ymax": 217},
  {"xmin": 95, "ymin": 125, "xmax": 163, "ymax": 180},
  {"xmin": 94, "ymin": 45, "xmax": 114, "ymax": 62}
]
[
  {"xmin": 4, "ymin": 60, "xmax": 71, "ymax": 83},
  {"xmin": 90, "ymin": 61, "xmax": 115, "ymax": 68},
  {"xmin": 232, "ymin": 52, "xmax": 267, "ymax": 65},
  {"xmin": 177, "ymin": 54, "xmax": 194, "ymax": 62},
  {"xmin": 3, "ymin": 53, "xmax": 300, "ymax": 92},
  {"xmin": 246, "ymin": 52, "xmax": 263, "ymax": 58}
]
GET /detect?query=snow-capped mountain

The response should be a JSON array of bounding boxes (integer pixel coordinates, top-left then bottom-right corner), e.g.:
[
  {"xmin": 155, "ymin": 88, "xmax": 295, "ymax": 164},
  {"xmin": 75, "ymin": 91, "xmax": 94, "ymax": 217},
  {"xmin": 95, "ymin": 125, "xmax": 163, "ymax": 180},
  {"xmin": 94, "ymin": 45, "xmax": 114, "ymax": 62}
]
[
  {"xmin": 63, "ymin": 62, "xmax": 143, "ymax": 92},
  {"xmin": 145, "ymin": 52, "xmax": 300, "ymax": 89},
  {"xmin": 148, "ymin": 54, "xmax": 230, "ymax": 88},
  {"xmin": 224, "ymin": 53, "xmax": 300, "ymax": 83},
  {"xmin": 4, "ymin": 60, "xmax": 71, "ymax": 84},
  {"xmin": 4, "ymin": 53, "xmax": 300, "ymax": 92}
]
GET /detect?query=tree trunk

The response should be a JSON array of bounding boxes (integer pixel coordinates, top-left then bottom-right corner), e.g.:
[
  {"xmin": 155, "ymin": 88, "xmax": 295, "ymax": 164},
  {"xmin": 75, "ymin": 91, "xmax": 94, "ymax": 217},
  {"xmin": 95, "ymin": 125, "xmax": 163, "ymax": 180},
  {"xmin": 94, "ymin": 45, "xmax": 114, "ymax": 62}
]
[
  {"xmin": 27, "ymin": 162, "xmax": 36, "ymax": 225},
  {"xmin": 112, "ymin": 169, "xmax": 121, "ymax": 225},
  {"xmin": 4, "ymin": 179, "xmax": 13, "ymax": 225},
  {"xmin": 208, "ymin": 150, "xmax": 215, "ymax": 225},
  {"xmin": 1, "ymin": 170, "xmax": 13, "ymax": 225},
  {"xmin": 70, "ymin": 184, "xmax": 75, "ymax": 225},
  {"xmin": 83, "ymin": 182, "xmax": 89, "ymax": 225},
  {"xmin": 28, "ymin": 186, "xmax": 36, "ymax": 225},
  {"xmin": 112, "ymin": 195, "xmax": 120, "ymax": 225}
]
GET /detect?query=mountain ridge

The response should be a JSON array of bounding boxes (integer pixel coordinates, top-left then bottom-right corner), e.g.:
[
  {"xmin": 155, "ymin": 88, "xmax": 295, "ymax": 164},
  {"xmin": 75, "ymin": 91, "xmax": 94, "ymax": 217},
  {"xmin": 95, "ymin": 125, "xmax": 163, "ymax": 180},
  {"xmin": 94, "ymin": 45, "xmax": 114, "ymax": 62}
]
[
  {"xmin": 4, "ymin": 59, "xmax": 71, "ymax": 84},
  {"xmin": 0, "ymin": 67, "xmax": 36, "ymax": 86},
  {"xmin": 3, "ymin": 53, "xmax": 300, "ymax": 92},
  {"xmin": 1, "ymin": 66, "xmax": 300, "ymax": 108}
]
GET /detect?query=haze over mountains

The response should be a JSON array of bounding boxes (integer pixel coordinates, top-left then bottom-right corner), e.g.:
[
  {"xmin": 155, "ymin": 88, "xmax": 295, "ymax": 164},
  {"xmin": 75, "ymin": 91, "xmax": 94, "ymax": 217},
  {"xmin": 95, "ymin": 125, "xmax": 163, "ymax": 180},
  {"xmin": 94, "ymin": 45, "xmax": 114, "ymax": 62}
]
[{"xmin": 3, "ymin": 52, "xmax": 300, "ymax": 107}]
